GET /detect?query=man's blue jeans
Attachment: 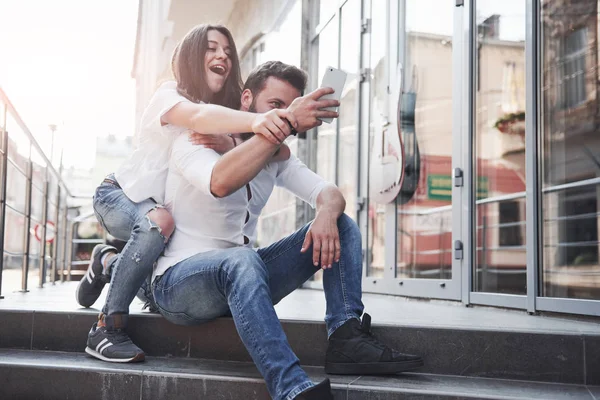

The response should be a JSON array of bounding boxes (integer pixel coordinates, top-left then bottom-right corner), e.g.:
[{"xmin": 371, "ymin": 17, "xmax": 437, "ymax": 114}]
[
  {"xmin": 152, "ymin": 214, "xmax": 364, "ymax": 400},
  {"xmin": 93, "ymin": 175, "xmax": 167, "ymax": 316}
]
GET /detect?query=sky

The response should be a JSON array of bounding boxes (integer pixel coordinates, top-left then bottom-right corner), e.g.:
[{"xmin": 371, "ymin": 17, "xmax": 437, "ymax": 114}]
[{"xmin": 0, "ymin": 0, "xmax": 138, "ymax": 169}]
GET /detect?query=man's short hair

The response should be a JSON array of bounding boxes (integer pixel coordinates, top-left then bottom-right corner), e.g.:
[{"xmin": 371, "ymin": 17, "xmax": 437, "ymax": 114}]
[{"xmin": 244, "ymin": 61, "xmax": 308, "ymax": 96}]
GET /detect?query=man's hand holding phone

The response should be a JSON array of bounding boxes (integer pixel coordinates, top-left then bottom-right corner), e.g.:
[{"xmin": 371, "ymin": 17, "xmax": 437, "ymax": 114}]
[
  {"xmin": 287, "ymin": 87, "xmax": 340, "ymax": 132},
  {"xmin": 287, "ymin": 67, "xmax": 347, "ymax": 132}
]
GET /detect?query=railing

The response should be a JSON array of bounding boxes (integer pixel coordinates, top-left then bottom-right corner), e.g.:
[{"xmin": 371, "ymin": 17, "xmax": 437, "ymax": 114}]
[
  {"xmin": 64, "ymin": 211, "xmax": 106, "ymax": 282},
  {"xmin": 0, "ymin": 86, "xmax": 96, "ymax": 298}
]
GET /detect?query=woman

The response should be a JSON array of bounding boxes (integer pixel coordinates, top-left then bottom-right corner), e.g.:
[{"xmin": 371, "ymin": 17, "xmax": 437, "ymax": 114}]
[{"xmin": 76, "ymin": 24, "xmax": 298, "ymax": 364}]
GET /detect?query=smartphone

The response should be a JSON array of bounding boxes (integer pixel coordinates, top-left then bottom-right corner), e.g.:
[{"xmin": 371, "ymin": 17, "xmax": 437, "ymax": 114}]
[{"xmin": 318, "ymin": 66, "xmax": 347, "ymax": 123}]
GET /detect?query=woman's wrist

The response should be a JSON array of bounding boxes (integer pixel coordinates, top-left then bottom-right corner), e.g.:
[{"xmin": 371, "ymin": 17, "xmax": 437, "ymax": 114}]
[{"xmin": 227, "ymin": 133, "xmax": 237, "ymax": 148}]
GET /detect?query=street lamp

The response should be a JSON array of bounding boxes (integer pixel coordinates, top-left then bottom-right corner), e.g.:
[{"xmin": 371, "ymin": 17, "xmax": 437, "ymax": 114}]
[{"xmin": 48, "ymin": 124, "xmax": 57, "ymax": 165}]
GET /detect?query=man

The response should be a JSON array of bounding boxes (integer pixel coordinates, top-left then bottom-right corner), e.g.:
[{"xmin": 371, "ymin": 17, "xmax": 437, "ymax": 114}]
[{"xmin": 150, "ymin": 61, "xmax": 423, "ymax": 400}]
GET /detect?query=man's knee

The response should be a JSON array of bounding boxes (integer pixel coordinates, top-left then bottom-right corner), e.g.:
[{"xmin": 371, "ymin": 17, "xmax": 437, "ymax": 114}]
[
  {"xmin": 337, "ymin": 214, "xmax": 360, "ymax": 239},
  {"xmin": 146, "ymin": 208, "xmax": 175, "ymax": 239},
  {"xmin": 226, "ymin": 248, "xmax": 267, "ymax": 281}
]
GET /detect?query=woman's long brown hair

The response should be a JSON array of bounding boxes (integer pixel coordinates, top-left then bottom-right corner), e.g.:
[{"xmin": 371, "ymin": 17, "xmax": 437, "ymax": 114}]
[{"xmin": 172, "ymin": 24, "xmax": 242, "ymax": 110}]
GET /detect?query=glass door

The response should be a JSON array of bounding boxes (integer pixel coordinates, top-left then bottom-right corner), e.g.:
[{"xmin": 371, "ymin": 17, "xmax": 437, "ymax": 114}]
[{"xmin": 361, "ymin": 0, "xmax": 464, "ymax": 300}]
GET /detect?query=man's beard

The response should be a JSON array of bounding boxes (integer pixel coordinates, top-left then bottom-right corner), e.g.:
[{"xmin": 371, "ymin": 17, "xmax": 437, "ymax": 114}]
[{"xmin": 239, "ymin": 102, "xmax": 257, "ymax": 142}]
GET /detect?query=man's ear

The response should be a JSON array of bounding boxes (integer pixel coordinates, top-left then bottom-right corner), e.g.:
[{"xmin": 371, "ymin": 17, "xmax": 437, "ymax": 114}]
[{"xmin": 240, "ymin": 89, "xmax": 253, "ymax": 111}]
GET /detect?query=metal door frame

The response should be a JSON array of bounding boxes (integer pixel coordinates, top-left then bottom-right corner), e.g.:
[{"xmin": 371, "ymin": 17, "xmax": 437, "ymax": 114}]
[{"xmin": 358, "ymin": 0, "xmax": 465, "ymax": 301}]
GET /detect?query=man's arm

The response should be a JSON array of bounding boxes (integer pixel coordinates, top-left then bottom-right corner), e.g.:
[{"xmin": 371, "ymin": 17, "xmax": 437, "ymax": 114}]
[
  {"xmin": 172, "ymin": 133, "xmax": 284, "ymax": 199},
  {"xmin": 210, "ymin": 134, "xmax": 282, "ymax": 198},
  {"xmin": 301, "ymin": 186, "xmax": 346, "ymax": 269},
  {"xmin": 273, "ymin": 155, "xmax": 346, "ymax": 269}
]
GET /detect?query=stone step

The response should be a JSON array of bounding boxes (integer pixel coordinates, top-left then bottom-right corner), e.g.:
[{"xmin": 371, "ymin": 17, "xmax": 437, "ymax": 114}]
[
  {"xmin": 1, "ymin": 309, "xmax": 598, "ymax": 386},
  {"xmin": 1, "ymin": 349, "xmax": 597, "ymax": 400}
]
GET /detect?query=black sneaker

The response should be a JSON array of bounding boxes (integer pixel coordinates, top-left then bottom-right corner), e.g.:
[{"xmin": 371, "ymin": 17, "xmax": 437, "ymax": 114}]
[
  {"xmin": 76, "ymin": 244, "xmax": 117, "ymax": 307},
  {"xmin": 325, "ymin": 313, "xmax": 424, "ymax": 375},
  {"xmin": 296, "ymin": 379, "xmax": 333, "ymax": 400},
  {"xmin": 85, "ymin": 316, "xmax": 145, "ymax": 363}
]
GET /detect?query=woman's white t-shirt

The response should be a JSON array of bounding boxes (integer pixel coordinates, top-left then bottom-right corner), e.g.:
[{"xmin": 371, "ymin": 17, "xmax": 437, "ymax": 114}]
[{"xmin": 115, "ymin": 81, "xmax": 193, "ymax": 205}]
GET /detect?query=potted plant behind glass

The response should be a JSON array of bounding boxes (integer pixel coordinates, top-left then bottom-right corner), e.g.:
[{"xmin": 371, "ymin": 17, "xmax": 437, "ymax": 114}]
[{"xmin": 494, "ymin": 111, "xmax": 525, "ymax": 139}]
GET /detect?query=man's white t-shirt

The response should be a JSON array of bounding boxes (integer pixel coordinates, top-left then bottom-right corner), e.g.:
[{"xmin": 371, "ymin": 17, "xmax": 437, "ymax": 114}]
[
  {"xmin": 153, "ymin": 134, "xmax": 332, "ymax": 281},
  {"xmin": 115, "ymin": 81, "xmax": 193, "ymax": 205}
]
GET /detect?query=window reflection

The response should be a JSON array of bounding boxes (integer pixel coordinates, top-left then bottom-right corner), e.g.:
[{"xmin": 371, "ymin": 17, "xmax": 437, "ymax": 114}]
[
  {"xmin": 316, "ymin": 17, "xmax": 339, "ymax": 185},
  {"xmin": 240, "ymin": 0, "xmax": 302, "ymax": 79},
  {"xmin": 366, "ymin": 0, "xmax": 387, "ymax": 278},
  {"xmin": 474, "ymin": 0, "xmax": 527, "ymax": 294},
  {"xmin": 338, "ymin": 0, "xmax": 360, "ymax": 220},
  {"xmin": 394, "ymin": 0, "xmax": 454, "ymax": 280},
  {"xmin": 319, "ymin": 0, "xmax": 338, "ymax": 25},
  {"xmin": 541, "ymin": 0, "xmax": 600, "ymax": 300}
]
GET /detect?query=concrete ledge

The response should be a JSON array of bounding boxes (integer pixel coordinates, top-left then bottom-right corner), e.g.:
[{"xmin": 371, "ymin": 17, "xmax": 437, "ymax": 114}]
[
  {"xmin": 0, "ymin": 349, "xmax": 597, "ymax": 400},
  {"xmin": 1, "ymin": 309, "xmax": 598, "ymax": 385}
]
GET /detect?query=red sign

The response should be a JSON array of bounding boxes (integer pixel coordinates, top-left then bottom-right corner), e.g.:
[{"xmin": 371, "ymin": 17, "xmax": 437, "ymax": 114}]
[{"xmin": 33, "ymin": 221, "xmax": 55, "ymax": 243}]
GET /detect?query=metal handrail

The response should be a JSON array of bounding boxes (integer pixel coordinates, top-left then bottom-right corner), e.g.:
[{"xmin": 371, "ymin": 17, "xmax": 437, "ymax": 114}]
[
  {"xmin": 477, "ymin": 220, "xmax": 526, "ymax": 229},
  {"xmin": 0, "ymin": 86, "xmax": 89, "ymax": 297},
  {"xmin": 545, "ymin": 241, "xmax": 600, "ymax": 248},
  {"xmin": 542, "ymin": 176, "xmax": 600, "ymax": 194},
  {"xmin": 63, "ymin": 211, "xmax": 107, "ymax": 282},
  {"xmin": 0, "ymin": 86, "xmax": 74, "ymax": 197},
  {"xmin": 476, "ymin": 191, "xmax": 526, "ymax": 205},
  {"xmin": 546, "ymin": 211, "xmax": 600, "ymax": 223}
]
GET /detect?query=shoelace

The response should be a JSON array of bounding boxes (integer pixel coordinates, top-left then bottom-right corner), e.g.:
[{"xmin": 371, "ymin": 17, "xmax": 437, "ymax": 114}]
[{"xmin": 359, "ymin": 315, "xmax": 388, "ymax": 350}]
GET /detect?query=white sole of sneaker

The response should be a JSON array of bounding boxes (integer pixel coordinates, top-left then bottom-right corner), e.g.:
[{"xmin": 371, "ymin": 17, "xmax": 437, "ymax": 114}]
[{"xmin": 85, "ymin": 346, "xmax": 145, "ymax": 363}]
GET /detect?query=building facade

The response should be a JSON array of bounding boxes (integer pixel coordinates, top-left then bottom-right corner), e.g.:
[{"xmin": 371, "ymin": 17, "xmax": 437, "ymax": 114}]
[{"xmin": 133, "ymin": 0, "xmax": 600, "ymax": 317}]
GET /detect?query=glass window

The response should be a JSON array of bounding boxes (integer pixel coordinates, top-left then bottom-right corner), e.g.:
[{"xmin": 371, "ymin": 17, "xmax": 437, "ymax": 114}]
[
  {"xmin": 5, "ymin": 114, "xmax": 30, "ymax": 164},
  {"xmin": 559, "ymin": 28, "xmax": 587, "ymax": 109},
  {"xmin": 474, "ymin": 0, "xmax": 526, "ymax": 294},
  {"xmin": 395, "ymin": 0, "xmax": 454, "ymax": 280},
  {"xmin": 6, "ymin": 160, "xmax": 27, "ymax": 215},
  {"xmin": 366, "ymin": 1, "xmax": 387, "ymax": 278},
  {"xmin": 315, "ymin": 16, "xmax": 339, "ymax": 185},
  {"xmin": 30, "ymin": 186, "xmax": 44, "ymax": 224},
  {"xmin": 240, "ymin": 0, "xmax": 302, "ymax": 79},
  {"xmin": 256, "ymin": 0, "xmax": 302, "ymax": 68},
  {"xmin": 29, "ymin": 230, "xmax": 41, "ymax": 258},
  {"xmin": 337, "ymin": 0, "xmax": 360, "ymax": 220},
  {"xmin": 48, "ymin": 173, "xmax": 59, "ymax": 205},
  {"xmin": 319, "ymin": 0, "xmax": 338, "ymax": 25},
  {"xmin": 3, "ymin": 206, "xmax": 25, "ymax": 256},
  {"xmin": 541, "ymin": 0, "xmax": 600, "ymax": 300},
  {"xmin": 498, "ymin": 201, "xmax": 523, "ymax": 247}
]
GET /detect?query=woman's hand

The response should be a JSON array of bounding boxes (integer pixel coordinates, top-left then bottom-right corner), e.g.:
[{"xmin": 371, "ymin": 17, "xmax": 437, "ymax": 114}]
[
  {"xmin": 252, "ymin": 109, "xmax": 298, "ymax": 145},
  {"xmin": 188, "ymin": 132, "xmax": 235, "ymax": 154}
]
